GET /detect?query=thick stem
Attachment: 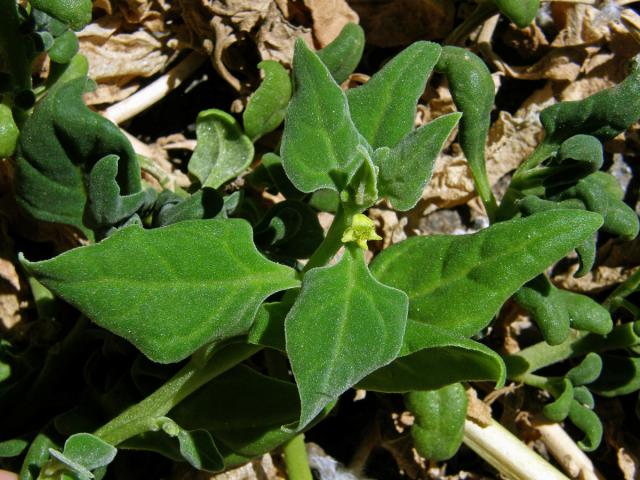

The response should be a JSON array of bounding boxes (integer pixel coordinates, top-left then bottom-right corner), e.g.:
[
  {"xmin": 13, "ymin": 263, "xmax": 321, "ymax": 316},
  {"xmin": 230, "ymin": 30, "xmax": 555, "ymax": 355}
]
[
  {"xmin": 94, "ymin": 342, "xmax": 260, "ymax": 445},
  {"xmin": 282, "ymin": 435, "xmax": 313, "ymax": 480}
]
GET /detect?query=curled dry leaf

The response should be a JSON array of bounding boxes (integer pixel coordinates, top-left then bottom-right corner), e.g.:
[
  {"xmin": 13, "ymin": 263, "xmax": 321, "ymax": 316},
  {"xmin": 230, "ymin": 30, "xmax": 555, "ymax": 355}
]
[
  {"xmin": 302, "ymin": 0, "xmax": 358, "ymax": 47},
  {"xmin": 368, "ymin": 208, "xmax": 407, "ymax": 249},
  {"xmin": 178, "ymin": 0, "xmax": 312, "ymax": 90},
  {"xmin": 78, "ymin": 13, "xmax": 175, "ymax": 105}
]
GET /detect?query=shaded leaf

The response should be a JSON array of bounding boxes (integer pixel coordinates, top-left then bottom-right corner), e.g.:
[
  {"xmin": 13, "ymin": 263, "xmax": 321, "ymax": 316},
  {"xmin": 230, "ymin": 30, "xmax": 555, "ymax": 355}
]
[
  {"xmin": 286, "ymin": 246, "xmax": 408, "ymax": 430},
  {"xmin": 153, "ymin": 188, "xmax": 223, "ymax": 227},
  {"xmin": 347, "ymin": 41, "xmax": 441, "ymax": 149},
  {"xmin": 566, "ymin": 352, "xmax": 602, "ymax": 386},
  {"xmin": 543, "ymin": 378, "xmax": 573, "ymax": 422},
  {"xmin": 358, "ymin": 320, "xmax": 505, "ymax": 392},
  {"xmin": 371, "ymin": 211, "xmax": 603, "ymax": 337},
  {"xmin": 554, "ymin": 172, "xmax": 639, "ymax": 240},
  {"xmin": 515, "ymin": 274, "xmax": 612, "ymax": 345},
  {"xmin": 86, "ymin": 154, "xmax": 148, "ymax": 229},
  {"xmin": 0, "ymin": 438, "xmax": 28, "ymax": 458},
  {"xmin": 254, "ymin": 200, "xmax": 324, "ymax": 259},
  {"xmin": 568, "ymin": 400, "xmax": 602, "ymax": 451},
  {"xmin": 16, "ymin": 77, "xmax": 141, "ymax": 236},
  {"xmin": 170, "ymin": 365, "xmax": 299, "ymax": 458},
  {"xmin": 406, "ymin": 383, "xmax": 467, "ymax": 461},
  {"xmin": 122, "ymin": 418, "xmax": 223, "ymax": 472},
  {"xmin": 243, "ymin": 60, "xmax": 291, "ymax": 141},
  {"xmin": 21, "ymin": 220, "xmax": 299, "ymax": 363},
  {"xmin": 590, "ymin": 355, "xmax": 640, "ymax": 397},
  {"xmin": 188, "ymin": 109, "xmax": 254, "ymax": 189},
  {"xmin": 493, "ymin": 0, "xmax": 540, "ymax": 28}
]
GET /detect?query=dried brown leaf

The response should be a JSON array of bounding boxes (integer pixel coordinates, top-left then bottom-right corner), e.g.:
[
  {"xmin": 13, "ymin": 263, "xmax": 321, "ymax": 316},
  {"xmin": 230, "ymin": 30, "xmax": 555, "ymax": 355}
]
[{"xmin": 303, "ymin": 0, "xmax": 358, "ymax": 47}]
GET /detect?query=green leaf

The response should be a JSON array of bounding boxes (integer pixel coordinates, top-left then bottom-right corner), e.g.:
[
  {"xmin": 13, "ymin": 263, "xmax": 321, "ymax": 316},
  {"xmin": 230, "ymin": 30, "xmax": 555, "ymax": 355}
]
[
  {"xmin": 254, "ymin": 200, "xmax": 324, "ymax": 259},
  {"xmin": 247, "ymin": 301, "xmax": 290, "ymax": 352},
  {"xmin": 515, "ymin": 274, "xmax": 612, "ymax": 345},
  {"xmin": 543, "ymin": 378, "xmax": 573, "ymax": 422},
  {"xmin": 317, "ymin": 23, "xmax": 365, "ymax": 84},
  {"xmin": 566, "ymin": 352, "xmax": 602, "ymax": 386},
  {"xmin": 188, "ymin": 109, "xmax": 254, "ymax": 188},
  {"xmin": 122, "ymin": 418, "xmax": 223, "ymax": 472},
  {"xmin": 48, "ymin": 30, "xmax": 79, "ymax": 64},
  {"xmin": 435, "ymin": 46, "xmax": 495, "ymax": 209},
  {"xmin": 555, "ymin": 172, "xmax": 639, "ymax": 240},
  {"xmin": 31, "ymin": 0, "xmax": 92, "ymax": 30},
  {"xmin": 492, "ymin": 0, "xmax": 540, "ymax": 28},
  {"xmin": 358, "ymin": 320, "xmax": 505, "ymax": 392},
  {"xmin": 16, "ymin": 77, "xmax": 141, "ymax": 236},
  {"xmin": 0, "ymin": 103, "xmax": 19, "ymax": 158},
  {"xmin": 286, "ymin": 246, "xmax": 408, "ymax": 430},
  {"xmin": 170, "ymin": 365, "xmax": 299, "ymax": 458},
  {"xmin": 347, "ymin": 41, "xmax": 441, "ymax": 149},
  {"xmin": 21, "ymin": 219, "xmax": 299, "ymax": 363},
  {"xmin": 153, "ymin": 188, "xmax": 223, "ymax": 227},
  {"xmin": 371, "ymin": 210, "xmax": 603, "ymax": 337},
  {"xmin": 19, "ymin": 433, "xmax": 56, "ymax": 480},
  {"xmin": 573, "ymin": 386, "xmax": 594, "ymax": 409},
  {"xmin": 568, "ymin": 400, "xmax": 602, "ymax": 451},
  {"xmin": 406, "ymin": 383, "xmax": 467, "ymax": 461},
  {"xmin": 58, "ymin": 433, "xmax": 116, "ymax": 472},
  {"xmin": 281, "ymin": 39, "xmax": 362, "ymax": 192},
  {"xmin": 375, "ymin": 112, "xmax": 461, "ymax": 210},
  {"xmin": 590, "ymin": 355, "xmax": 640, "ymax": 397},
  {"xmin": 0, "ymin": 438, "xmax": 28, "ymax": 458},
  {"xmin": 87, "ymin": 155, "xmax": 149, "ymax": 229},
  {"xmin": 340, "ymin": 145, "xmax": 378, "ymax": 209},
  {"xmin": 540, "ymin": 58, "xmax": 640, "ymax": 148},
  {"xmin": 243, "ymin": 60, "xmax": 291, "ymax": 141}
]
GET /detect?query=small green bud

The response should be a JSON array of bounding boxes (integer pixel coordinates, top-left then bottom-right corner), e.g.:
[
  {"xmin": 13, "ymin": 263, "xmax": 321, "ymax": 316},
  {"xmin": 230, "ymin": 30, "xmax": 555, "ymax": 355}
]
[{"xmin": 341, "ymin": 213, "xmax": 381, "ymax": 249}]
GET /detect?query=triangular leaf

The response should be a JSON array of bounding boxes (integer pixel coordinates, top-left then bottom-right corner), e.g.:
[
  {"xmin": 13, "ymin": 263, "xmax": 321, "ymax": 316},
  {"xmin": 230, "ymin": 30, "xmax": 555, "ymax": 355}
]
[
  {"xmin": 375, "ymin": 112, "xmax": 461, "ymax": 210},
  {"xmin": 21, "ymin": 219, "xmax": 299, "ymax": 363},
  {"xmin": 281, "ymin": 39, "xmax": 362, "ymax": 192},
  {"xmin": 347, "ymin": 41, "xmax": 441, "ymax": 149},
  {"xmin": 370, "ymin": 210, "xmax": 603, "ymax": 337},
  {"xmin": 286, "ymin": 246, "xmax": 408, "ymax": 430}
]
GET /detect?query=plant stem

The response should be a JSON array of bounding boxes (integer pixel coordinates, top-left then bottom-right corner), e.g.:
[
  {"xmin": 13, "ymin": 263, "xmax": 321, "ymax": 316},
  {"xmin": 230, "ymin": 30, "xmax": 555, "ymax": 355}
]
[
  {"xmin": 463, "ymin": 418, "xmax": 569, "ymax": 480},
  {"xmin": 302, "ymin": 205, "xmax": 351, "ymax": 273},
  {"xmin": 94, "ymin": 342, "xmax": 260, "ymax": 446},
  {"xmin": 445, "ymin": 1, "xmax": 498, "ymax": 45},
  {"xmin": 282, "ymin": 434, "xmax": 313, "ymax": 480},
  {"xmin": 504, "ymin": 322, "xmax": 640, "ymax": 380}
]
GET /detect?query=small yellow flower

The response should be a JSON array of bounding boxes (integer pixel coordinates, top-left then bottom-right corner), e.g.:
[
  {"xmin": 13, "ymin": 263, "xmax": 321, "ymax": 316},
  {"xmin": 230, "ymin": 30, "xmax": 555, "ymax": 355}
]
[{"xmin": 341, "ymin": 213, "xmax": 382, "ymax": 250}]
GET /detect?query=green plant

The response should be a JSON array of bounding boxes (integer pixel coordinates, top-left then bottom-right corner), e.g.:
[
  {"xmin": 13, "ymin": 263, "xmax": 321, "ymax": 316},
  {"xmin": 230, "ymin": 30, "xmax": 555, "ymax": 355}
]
[{"xmin": 1, "ymin": 4, "xmax": 640, "ymax": 479}]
